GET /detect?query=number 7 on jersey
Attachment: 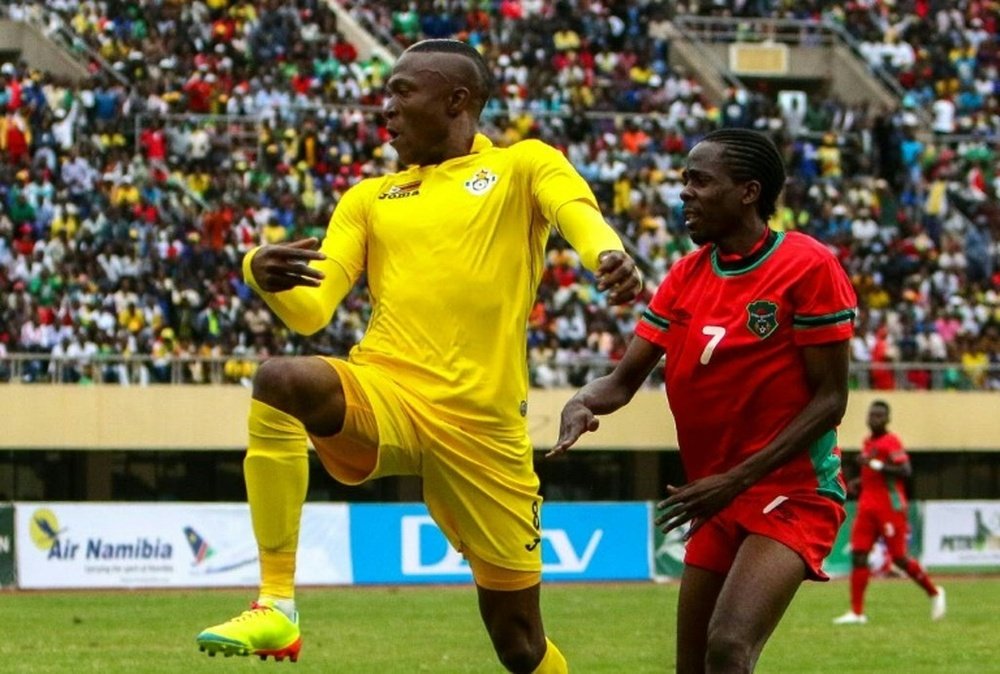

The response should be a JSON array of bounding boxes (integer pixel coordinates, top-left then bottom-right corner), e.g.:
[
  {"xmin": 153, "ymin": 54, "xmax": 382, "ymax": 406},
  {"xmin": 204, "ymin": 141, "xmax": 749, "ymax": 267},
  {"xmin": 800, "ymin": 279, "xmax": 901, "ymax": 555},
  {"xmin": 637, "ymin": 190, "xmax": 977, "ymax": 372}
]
[{"xmin": 700, "ymin": 325, "xmax": 726, "ymax": 365}]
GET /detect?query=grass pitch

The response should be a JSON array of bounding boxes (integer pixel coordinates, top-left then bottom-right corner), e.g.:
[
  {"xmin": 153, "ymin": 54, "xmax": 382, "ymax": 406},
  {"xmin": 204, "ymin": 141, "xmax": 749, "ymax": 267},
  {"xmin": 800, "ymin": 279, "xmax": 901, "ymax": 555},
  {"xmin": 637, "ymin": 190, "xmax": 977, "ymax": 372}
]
[{"xmin": 2, "ymin": 576, "xmax": 996, "ymax": 673}]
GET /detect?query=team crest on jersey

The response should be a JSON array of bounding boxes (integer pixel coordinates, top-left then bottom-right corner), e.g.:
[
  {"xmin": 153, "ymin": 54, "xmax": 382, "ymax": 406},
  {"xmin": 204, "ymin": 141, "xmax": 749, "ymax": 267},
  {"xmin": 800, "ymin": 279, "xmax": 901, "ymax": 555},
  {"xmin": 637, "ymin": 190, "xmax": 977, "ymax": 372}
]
[
  {"xmin": 464, "ymin": 169, "xmax": 498, "ymax": 196},
  {"xmin": 746, "ymin": 300, "xmax": 779, "ymax": 339},
  {"xmin": 378, "ymin": 180, "xmax": 421, "ymax": 200}
]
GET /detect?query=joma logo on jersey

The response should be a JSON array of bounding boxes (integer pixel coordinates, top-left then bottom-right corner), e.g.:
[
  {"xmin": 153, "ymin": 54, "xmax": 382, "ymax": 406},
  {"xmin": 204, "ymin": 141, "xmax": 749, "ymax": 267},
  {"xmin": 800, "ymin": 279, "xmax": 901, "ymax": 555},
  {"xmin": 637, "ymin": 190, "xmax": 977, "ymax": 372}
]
[
  {"xmin": 378, "ymin": 180, "xmax": 421, "ymax": 200},
  {"xmin": 746, "ymin": 300, "xmax": 779, "ymax": 339},
  {"xmin": 464, "ymin": 169, "xmax": 497, "ymax": 195}
]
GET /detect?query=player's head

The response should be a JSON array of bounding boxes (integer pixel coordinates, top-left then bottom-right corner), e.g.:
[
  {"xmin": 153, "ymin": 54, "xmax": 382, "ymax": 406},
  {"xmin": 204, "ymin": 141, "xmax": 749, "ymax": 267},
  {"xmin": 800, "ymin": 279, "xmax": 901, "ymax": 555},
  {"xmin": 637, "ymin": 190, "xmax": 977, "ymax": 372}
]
[
  {"xmin": 382, "ymin": 39, "xmax": 492, "ymax": 166},
  {"xmin": 867, "ymin": 400, "xmax": 891, "ymax": 433},
  {"xmin": 680, "ymin": 128, "xmax": 786, "ymax": 244}
]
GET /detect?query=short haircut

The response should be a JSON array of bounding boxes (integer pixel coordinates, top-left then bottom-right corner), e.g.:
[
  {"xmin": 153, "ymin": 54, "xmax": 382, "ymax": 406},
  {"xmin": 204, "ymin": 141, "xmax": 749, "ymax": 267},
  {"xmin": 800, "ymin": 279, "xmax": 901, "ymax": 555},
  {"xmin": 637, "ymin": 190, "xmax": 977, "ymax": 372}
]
[
  {"xmin": 404, "ymin": 39, "xmax": 493, "ymax": 114},
  {"xmin": 701, "ymin": 128, "xmax": 786, "ymax": 222},
  {"xmin": 871, "ymin": 400, "xmax": 890, "ymax": 413}
]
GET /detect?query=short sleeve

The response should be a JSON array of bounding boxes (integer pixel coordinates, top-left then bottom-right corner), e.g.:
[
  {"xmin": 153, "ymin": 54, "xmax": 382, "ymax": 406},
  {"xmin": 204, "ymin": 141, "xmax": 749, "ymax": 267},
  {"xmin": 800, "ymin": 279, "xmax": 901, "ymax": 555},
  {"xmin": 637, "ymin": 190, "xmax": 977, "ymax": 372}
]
[
  {"xmin": 791, "ymin": 251, "xmax": 857, "ymax": 346},
  {"xmin": 885, "ymin": 434, "xmax": 909, "ymax": 464},
  {"xmin": 635, "ymin": 264, "xmax": 683, "ymax": 351}
]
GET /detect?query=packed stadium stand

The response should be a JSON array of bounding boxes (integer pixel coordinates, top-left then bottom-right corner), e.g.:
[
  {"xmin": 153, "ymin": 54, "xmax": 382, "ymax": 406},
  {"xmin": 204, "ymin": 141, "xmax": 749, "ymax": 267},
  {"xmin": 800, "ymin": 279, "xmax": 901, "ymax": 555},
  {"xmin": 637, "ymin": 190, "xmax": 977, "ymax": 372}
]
[{"xmin": 0, "ymin": 0, "xmax": 997, "ymax": 396}]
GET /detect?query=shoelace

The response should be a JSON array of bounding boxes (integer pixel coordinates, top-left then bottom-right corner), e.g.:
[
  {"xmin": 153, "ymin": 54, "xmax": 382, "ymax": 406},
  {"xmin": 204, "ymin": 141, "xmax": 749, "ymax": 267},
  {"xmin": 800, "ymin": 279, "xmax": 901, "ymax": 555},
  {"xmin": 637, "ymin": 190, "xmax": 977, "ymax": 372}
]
[{"xmin": 231, "ymin": 603, "xmax": 273, "ymax": 623}]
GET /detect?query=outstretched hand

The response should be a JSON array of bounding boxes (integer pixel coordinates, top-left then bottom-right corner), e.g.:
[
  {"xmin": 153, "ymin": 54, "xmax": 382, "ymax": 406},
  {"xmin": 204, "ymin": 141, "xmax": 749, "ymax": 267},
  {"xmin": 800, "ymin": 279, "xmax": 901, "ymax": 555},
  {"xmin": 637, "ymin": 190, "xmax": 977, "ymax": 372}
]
[
  {"xmin": 546, "ymin": 400, "xmax": 600, "ymax": 458},
  {"xmin": 654, "ymin": 473, "xmax": 744, "ymax": 537},
  {"xmin": 596, "ymin": 250, "xmax": 643, "ymax": 305},
  {"xmin": 249, "ymin": 238, "xmax": 327, "ymax": 292}
]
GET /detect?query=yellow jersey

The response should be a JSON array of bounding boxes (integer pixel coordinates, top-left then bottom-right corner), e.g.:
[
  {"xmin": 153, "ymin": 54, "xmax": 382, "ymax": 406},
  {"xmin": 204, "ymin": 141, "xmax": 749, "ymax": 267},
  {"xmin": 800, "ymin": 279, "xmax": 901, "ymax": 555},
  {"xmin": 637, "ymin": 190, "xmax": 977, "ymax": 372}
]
[{"xmin": 307, "ymin": 134, "xmax": 600, "ymax": 431}]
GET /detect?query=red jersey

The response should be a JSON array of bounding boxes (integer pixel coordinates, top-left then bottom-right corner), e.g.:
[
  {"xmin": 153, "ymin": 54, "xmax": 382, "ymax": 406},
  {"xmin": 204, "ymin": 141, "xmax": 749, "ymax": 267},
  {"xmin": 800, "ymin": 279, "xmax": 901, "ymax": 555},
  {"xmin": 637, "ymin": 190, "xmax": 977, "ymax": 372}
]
[
  {"xmin": 858, "ymin": 432, "xmax": 909, "ymax": 511},
  {"xmin": 636, "ymin": 230, "xmax": 856, "ymax": 500}
]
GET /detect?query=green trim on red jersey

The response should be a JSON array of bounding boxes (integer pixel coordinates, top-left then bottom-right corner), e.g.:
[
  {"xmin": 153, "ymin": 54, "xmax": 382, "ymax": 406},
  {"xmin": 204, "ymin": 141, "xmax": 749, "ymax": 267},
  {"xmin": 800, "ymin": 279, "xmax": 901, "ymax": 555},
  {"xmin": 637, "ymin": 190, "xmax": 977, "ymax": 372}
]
[
  {"xmin": 887, "ymin": 476, "xmax": 905, "ymax": 511},
  {"xmin": 640, "ymin": 308, "xmax": 670, "ymax": 331},
  {"xmin": 710, "ymin": 230, "xmax": 784, "ymax": 277},
  {"xmin": 793, "ymin": 309, "xmax": 857, "ymax": 329},
  {"xmin": 810, "ymin": 429, "xmax": 846, "ymax": 502}
]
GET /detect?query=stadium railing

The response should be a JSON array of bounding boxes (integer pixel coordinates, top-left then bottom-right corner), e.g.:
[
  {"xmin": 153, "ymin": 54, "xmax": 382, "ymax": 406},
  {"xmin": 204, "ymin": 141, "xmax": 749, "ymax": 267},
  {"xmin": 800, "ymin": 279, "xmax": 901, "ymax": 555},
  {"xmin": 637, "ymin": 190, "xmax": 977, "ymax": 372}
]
[{"xmin": 0, "ymin": 353, "xmax": 996, "ymax": 391}]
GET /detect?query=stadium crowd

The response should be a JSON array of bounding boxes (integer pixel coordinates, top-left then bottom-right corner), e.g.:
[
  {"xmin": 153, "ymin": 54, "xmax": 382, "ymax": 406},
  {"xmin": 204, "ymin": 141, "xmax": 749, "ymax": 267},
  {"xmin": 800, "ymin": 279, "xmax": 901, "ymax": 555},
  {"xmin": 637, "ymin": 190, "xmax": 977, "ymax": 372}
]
[{"xmin": 0, "ymin": 0, "xmax": 997, "ymax": 391}]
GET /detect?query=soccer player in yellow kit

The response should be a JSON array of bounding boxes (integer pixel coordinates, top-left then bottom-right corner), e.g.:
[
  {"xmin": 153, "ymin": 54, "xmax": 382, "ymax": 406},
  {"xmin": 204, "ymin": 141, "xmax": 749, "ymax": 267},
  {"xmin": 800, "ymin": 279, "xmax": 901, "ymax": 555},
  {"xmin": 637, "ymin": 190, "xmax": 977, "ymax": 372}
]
[{"xmin": 195, "ymin": 39, "xmax": 642, "ymax": 673}]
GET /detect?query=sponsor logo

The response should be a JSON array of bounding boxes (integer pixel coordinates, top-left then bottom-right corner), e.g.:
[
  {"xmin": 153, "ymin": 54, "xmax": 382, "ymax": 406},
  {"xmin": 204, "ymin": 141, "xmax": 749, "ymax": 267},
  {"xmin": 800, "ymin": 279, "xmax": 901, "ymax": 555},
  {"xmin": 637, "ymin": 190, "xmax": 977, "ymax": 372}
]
[
  {"xmin": 184, "ymin": 526, "xmax": 256, "ymax": 573},
  {"xmin": 184, "ymin": 526, "xmax": 215, "ymax": 565},
  {"xmin": 378, "ymin": 180, "xmax": 421, "ymax": 200},
  {"xmin": 746, "ymin": 299, "xmax": 779, "ymax": 339},
  {"xmin": 29, "ymin": 507, "xmax": 173, "ymax": 561},
  {"xmin": 464, "ymin": 169, "xmax": 498, "ymax": 196},
  {"xmin": 399, "ymin": 515, "xmax": 603, "ymax": 575},
  {"xmin": 30, "ymin": 508, "xmax": 64, "ymax": 551},
  {"xmin": 940, "ymin": 509, "xmax": 1000, "ymax": 552}
]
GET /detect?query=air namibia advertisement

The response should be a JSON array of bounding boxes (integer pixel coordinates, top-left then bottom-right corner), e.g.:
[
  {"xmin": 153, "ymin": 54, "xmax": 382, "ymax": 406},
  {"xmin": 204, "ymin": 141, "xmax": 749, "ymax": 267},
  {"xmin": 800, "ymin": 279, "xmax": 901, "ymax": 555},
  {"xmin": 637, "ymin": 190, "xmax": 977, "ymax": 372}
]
[{"xmin": 16, "ymin": 503, "xmax": 351, "ymax": 589}]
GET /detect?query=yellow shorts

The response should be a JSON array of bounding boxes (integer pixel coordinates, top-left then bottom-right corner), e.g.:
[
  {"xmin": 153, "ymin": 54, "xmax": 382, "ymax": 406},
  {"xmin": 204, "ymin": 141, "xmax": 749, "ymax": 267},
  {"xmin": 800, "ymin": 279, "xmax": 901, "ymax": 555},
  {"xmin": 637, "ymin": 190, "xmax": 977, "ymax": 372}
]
[{"xmin": 311, "ymin": 357, "xmax": 543, "ymax": 590}]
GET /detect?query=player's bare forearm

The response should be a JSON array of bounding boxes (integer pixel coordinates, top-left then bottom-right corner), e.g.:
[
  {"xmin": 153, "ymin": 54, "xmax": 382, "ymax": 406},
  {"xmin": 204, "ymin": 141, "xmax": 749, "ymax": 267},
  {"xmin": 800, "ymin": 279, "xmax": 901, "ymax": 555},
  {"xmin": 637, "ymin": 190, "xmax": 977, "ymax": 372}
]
[
  {"xmin": 548, "ymin": 335, "xmax": 662, "ymax": 457},
  {"xmin": 724, "ymin": 341, "xmax": 850, "ymax": 489},
  {"xmin": 547, "ymin": 378, "xmax": 628, "ymax": 458},
  {"xmin": 576, "ymin": 335, "xmax": 661, "ymax": 414}
]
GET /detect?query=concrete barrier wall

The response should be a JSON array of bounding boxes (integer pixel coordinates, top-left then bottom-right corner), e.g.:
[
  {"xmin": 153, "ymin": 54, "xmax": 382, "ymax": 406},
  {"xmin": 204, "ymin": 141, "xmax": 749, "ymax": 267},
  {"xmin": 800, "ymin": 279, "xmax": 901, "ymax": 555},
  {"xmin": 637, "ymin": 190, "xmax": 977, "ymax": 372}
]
[{"xmin": 2, "ymin": 386, "xmax": 998, "ymax": 451}]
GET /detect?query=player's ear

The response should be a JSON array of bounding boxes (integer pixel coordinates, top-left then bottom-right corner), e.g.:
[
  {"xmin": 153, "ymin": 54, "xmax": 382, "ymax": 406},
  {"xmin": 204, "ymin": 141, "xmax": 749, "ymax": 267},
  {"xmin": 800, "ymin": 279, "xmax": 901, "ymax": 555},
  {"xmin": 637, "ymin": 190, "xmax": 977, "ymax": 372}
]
[
  {"xmin": 741, "ymin": 179, "xmax": 761, "ymax": 208},
  {"xmin": 447, "ymin": 86, "xmax": 471, "ymax": 116}
]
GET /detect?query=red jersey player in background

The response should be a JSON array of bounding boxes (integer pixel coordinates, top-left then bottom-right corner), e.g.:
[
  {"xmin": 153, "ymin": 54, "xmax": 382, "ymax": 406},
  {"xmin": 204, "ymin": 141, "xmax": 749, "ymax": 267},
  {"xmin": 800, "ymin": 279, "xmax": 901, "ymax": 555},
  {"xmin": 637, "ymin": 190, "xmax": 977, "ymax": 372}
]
[
  {"xmin": 551, "ymin": 128, "xmax": 856, "ymax": 673},
  {"xmin": 833, "ymin": 400, "xmax": 945, "ymax": 625}
]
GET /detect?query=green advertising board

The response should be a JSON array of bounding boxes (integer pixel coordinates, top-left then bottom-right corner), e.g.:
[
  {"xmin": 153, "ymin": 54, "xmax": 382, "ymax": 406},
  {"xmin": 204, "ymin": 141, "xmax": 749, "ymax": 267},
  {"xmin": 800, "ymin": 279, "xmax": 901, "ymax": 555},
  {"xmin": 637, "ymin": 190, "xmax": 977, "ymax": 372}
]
[
  {"xmin": 653, "ymin": 501, "xmax": 923, "ymax": 579},
  {"xmin": 0, "ymin": 504, "xmax": 13, "ymax": 587}
]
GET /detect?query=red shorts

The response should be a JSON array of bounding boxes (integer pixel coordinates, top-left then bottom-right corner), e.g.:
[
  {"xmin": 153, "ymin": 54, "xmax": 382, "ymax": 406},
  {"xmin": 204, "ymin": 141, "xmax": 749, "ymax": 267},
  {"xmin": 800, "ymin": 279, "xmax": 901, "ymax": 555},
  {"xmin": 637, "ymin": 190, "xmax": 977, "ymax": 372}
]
[
  {"xmin": 685, "ymin": 488, "xmax": 845, "ymax": 581},
  {"xmin": 850, "ymin": 503, "xmax": 910, "ymax": 559}
]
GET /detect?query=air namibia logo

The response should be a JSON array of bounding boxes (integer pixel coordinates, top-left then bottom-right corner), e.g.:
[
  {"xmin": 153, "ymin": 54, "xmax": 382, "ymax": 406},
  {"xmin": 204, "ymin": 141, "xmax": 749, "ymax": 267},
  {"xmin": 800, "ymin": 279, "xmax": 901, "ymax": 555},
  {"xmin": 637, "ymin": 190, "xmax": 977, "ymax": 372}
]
[
  {"xmin": 746, "ymin": 300, "xmax": 779, "ymax": 339},
  {"xmin": 378, "ymin": 180, "xmax": 421, "ymax": 200},
  {"xmin": 30, "ymin": 508, "xmax": 65, "ymax": 551},
  {"xmin": 184, "ymin": 526, "xmax": 215, "ymax": 565},
  {"xmin": 464, "ymin": 169, "xmax": 497, "ymax": 196}
]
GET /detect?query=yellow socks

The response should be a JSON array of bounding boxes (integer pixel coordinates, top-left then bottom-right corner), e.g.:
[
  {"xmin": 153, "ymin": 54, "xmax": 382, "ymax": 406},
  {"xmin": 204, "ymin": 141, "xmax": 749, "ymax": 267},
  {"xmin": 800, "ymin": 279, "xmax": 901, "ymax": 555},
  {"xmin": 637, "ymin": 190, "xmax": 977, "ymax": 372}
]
[
  {"xmin": 244, "ymin": 398, "xmax": 309, "ymax": 599},
  {"xmin": 531, "ymin": 638, "xmax": 567, "ymax": 674}
]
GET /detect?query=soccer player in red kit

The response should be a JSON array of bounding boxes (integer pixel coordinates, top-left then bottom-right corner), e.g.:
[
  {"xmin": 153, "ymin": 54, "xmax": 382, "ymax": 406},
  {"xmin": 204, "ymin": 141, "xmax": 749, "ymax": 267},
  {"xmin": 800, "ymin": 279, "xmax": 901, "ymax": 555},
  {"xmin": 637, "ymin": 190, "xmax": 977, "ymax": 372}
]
[
  {"xmin": 551, "ymin": 128, "xmax": 856, "ymax": 673},
  {"xmin": 833, "ymin": 400, "xmax": 945, "ymax": 625}
]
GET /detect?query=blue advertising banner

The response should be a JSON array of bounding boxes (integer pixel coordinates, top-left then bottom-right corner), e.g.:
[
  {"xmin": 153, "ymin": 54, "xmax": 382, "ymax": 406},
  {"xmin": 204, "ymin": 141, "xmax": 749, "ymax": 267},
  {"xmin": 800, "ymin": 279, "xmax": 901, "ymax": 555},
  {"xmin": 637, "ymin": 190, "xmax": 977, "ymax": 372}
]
[{"xmin": 349, "ymin": 502, "xmax": 651, "ymax": 585}]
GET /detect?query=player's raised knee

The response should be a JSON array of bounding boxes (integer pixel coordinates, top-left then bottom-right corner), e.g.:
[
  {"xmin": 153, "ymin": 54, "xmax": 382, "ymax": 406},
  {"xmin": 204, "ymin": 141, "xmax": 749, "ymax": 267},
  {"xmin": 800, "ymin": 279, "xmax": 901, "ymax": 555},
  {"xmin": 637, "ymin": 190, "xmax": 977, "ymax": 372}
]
[{"xmin": 252, "ymin": 358, "xmax": 302, "ymax": 399}]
